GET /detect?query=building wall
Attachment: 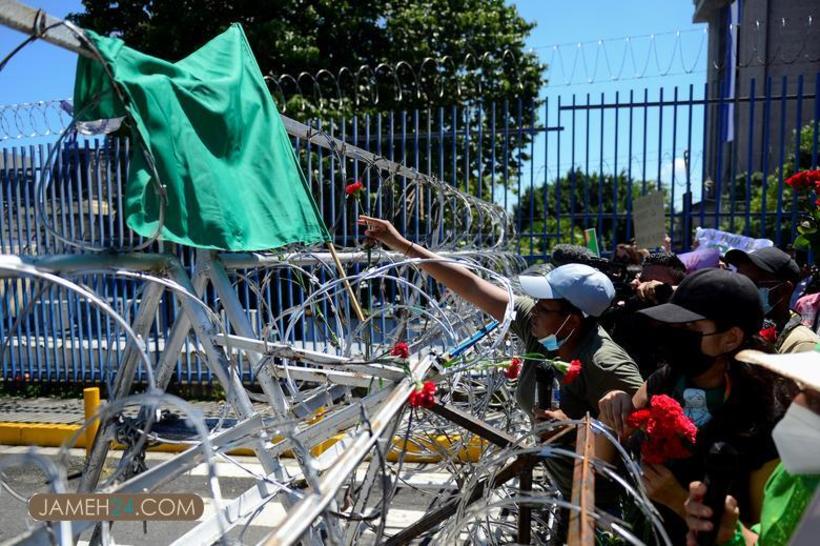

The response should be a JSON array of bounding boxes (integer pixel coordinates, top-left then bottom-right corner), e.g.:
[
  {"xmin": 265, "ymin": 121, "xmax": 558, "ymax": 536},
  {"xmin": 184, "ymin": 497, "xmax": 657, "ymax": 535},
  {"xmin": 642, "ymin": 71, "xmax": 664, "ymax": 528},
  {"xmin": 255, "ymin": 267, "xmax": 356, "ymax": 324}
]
[{"xmin": 696, "ymin": 0, "xmax": 820, "ymax": 191}]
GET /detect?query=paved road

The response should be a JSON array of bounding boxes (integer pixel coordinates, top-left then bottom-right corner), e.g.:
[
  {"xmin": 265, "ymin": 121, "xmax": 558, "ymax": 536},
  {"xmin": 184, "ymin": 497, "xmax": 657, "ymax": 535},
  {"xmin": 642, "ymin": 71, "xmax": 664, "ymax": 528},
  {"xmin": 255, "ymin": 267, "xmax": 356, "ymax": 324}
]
[{"xmin": 0, "ymin": 446, "xmax": 455, "ymax": 545}]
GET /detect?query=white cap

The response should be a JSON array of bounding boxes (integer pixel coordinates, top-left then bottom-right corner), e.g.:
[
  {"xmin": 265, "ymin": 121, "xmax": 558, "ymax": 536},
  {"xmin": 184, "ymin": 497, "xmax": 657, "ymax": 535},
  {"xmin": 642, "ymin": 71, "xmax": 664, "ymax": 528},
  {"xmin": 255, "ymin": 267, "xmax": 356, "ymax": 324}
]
[{"xmin": 736, "ymin": 349, "xmax": 820, "ymax": 392}]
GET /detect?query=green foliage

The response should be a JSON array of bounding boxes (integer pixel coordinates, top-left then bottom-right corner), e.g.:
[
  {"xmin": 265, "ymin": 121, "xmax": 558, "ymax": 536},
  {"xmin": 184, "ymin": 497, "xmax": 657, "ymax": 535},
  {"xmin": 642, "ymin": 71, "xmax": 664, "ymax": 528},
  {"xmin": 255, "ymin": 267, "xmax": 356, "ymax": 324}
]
[
  {"xmin": 726, "ymin": 122, "xmax": 819, "ymax": 244},
  {"xmin": 69, "ymin": 0, "xmax": 544, "ymax": 116},
  {"xmin": 70, "ymin": 1, "xmax": 546, "ymax": 193},
  {"xmin": 512, "ymin": 169, "xmax": 658, "ymax": 257}
]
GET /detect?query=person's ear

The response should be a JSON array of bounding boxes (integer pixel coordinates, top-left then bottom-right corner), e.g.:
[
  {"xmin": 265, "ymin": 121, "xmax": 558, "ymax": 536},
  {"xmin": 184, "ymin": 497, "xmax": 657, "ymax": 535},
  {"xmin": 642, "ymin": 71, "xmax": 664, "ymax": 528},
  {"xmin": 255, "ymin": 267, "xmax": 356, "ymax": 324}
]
[
  {"xmin": 567, "ymin": 311, "xmax": 584, "ymax": 331},
  {"xmin": 719, "ymin": 326, "xmax": 745, "ymax": 354}
]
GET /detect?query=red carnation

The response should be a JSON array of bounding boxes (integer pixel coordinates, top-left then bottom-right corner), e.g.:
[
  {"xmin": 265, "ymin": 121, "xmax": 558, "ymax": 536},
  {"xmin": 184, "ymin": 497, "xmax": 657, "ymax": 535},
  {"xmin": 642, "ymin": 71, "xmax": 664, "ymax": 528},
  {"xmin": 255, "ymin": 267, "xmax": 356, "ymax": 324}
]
[
  {"xmin": 408, "ymin": 381, "xmax": 436, "ymax": 408},
  {"xmin": 345, "ymin": 180, "xmax": 364, "ymax": 197},
  {"xmin": 787, "ymin": 170, "xmax": 820, "ymax": 191},
  {"xmin": 563, "ymin": 359, "xmax": 582, "ymax": 385},
  {"xmin": 815, "ymin": 197, "xmax": 820, "ymax": 208},
  {"xmin": 786, "ymin": 171, "xmax": 811, "ymax": 190},
  {"xmin": 505, "ymin": 357, "xmax": 522, "ymax": 380},
  {"xmin": 627, "ymin": 394, "xmax": 697, "ymax": 464},
  {"xmin": 759, "ymin": 324, "xmax": 777, "ymax": 344},
  {"xmin": 390, "ymin": 341, "xmax": 410, "ymax": 359}
]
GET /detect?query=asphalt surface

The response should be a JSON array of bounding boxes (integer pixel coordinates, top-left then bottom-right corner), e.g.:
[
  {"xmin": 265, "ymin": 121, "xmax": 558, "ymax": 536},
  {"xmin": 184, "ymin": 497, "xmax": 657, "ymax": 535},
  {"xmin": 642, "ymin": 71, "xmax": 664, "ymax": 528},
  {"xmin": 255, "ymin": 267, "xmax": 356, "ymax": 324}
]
[{"xmin": 0, "ymin": 445, "xmax": 454, "ymax": 546}]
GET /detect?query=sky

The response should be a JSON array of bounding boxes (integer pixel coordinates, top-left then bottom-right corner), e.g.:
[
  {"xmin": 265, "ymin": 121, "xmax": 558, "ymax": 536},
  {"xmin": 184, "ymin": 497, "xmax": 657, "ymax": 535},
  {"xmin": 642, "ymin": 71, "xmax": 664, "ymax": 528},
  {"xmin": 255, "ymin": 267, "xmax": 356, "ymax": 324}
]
[
  {"xmin": 510, "ymin": 1, "xmax": 708, "ymax": 209},
  {"xmin": 0, "ymin": 1, "xmax": 708, "ymax": 205},
  {"xmin": 0, "ymin": 1, "xmax": 707, "ymax": 109}
]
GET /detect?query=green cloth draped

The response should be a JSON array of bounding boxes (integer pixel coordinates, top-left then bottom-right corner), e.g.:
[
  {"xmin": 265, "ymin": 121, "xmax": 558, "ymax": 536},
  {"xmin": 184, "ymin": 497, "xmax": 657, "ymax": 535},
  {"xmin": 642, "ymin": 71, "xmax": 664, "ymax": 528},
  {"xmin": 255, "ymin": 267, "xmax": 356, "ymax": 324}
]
[
  {"xmin": 722, "ymin": 463, "xmax": 820, "ymax": 546},
  {"xmin": 73, "ymin": 25, "xmax": 330, "ymax": 251}
]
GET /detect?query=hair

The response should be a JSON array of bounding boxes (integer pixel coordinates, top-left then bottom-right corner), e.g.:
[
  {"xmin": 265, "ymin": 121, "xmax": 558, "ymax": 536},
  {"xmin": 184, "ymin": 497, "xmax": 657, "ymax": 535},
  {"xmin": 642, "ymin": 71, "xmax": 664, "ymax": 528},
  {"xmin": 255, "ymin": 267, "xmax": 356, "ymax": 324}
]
[
  {"xmin": 714, "ymin": 315, "xmax": 763, "ymax": 340},
  {"xmin": 614, "ymin": 243, "xmax": 648, "ymax": 265},
  {"xmin": 550, "ymin": 244, "xmax": 595, "ymax": 267},
  {"xmin": 556, "ymin": 298, "xmax": 601, "ymax": 332},
  {"xmin": 642, "ymin": 252, "xmax": 687, "ymax": 283}
]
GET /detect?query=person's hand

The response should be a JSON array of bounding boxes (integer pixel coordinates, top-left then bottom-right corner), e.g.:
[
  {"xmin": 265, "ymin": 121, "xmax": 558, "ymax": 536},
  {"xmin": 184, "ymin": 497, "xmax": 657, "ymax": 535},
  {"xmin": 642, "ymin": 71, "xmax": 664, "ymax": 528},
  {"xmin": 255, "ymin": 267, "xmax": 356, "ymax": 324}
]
[
  {"xmin": 634, "ymin": 280, "xmax": 665, "ymax": 303},
  {"xmin": 598, "ymin": 390, "xmax": 634, "ymax": 438},
  {"xmin": 358, "ymin": 215, "xmax": 409, "ymax": 252},
  {"xmin": 533, "ymin": 408, "xmax": 568, "ymax": 422},
  {"xmin": 642, "ymin": 464, "xmax": 688, "ymax": 516},
  {"xmin": 684, "ymin": 481, "xmax": 740, "ymax": 546},
  {"xmin": 533, "ymin": 408, "xmax": 568, "ymax": 441}
]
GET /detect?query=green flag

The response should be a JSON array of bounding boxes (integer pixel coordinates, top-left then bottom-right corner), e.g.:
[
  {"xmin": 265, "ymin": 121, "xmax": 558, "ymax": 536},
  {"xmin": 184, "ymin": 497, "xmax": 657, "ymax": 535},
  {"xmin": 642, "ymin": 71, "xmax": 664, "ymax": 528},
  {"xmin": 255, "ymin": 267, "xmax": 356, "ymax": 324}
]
[{"xmin": 73, "ymin": 25, "xmax": 330, "ymax": 251}]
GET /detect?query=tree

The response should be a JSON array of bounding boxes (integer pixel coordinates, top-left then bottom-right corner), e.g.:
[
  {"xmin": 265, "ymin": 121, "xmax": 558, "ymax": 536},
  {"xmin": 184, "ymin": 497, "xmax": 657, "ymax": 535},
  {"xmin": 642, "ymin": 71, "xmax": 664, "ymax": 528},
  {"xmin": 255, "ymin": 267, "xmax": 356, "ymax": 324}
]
[
  {"xmin": 70, "ymin": 1, "xmax": 545, "ymax": 197},
  {"xmin": 69, "ymin": 1, "xmax": 543, "ymax": 116},
  {"xmin": 723, "ymin": 123, "xmax": 818, "ymax": 245},
  {"xmin": 512, "ymin": 169, "xmax": 653, "ymax": 258}
]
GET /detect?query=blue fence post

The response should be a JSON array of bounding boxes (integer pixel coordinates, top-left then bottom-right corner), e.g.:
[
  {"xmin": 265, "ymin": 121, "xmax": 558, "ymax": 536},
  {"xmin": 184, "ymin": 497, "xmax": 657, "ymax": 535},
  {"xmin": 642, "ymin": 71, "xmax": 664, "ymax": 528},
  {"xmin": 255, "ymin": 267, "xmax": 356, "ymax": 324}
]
[{"xmin": 744, "ymin": 78, "xmax": 756, "ymax": 236}]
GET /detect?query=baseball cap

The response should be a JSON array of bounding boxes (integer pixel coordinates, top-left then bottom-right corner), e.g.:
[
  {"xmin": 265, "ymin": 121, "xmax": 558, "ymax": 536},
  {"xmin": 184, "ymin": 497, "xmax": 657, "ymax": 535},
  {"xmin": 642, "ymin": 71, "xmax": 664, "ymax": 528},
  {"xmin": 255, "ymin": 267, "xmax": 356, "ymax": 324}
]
[
  {"xmin": 518, "ymin": 263, "xmax": 615, "ymax": 317},
  {"xmin": 638, "ymin": 268, "xmax": 763, "ymax": 335},
  {"xmin": 724, "ymin": 247, "xmax": 801, "ymax": 284}
]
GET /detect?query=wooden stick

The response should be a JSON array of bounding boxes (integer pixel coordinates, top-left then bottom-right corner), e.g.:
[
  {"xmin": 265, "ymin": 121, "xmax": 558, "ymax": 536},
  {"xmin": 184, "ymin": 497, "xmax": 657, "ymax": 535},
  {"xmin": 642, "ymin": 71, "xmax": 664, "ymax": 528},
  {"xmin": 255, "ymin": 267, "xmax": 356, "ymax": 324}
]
[
  {"xmin": 327, "ymin": 242, "xmax": 366, "ymax": 322},
  {"xmin": 568, "ymin": 414, "xmax": 596, "ymax": 546}
]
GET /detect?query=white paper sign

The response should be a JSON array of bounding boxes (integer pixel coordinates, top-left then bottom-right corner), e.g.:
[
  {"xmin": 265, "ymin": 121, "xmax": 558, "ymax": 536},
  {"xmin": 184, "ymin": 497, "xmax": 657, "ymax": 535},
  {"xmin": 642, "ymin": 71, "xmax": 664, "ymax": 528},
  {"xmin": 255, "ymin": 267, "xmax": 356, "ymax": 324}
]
[
  {"xmin": 694, "ymin": 227, "xmax": 773, "ymax": 255},
  {"xmin": 632, "ymin": 192, "xmax": 666, "ymax": 249}
]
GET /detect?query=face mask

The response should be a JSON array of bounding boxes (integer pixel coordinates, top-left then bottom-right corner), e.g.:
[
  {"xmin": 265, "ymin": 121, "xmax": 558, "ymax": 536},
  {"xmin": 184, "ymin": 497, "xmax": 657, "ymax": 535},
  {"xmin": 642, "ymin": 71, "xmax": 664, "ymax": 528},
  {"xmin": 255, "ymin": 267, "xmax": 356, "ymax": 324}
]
[
  {"xmin": 758, "ymin": 287, "xmax": 776, "ymax": 315},
  {"xmin": 758, "ymin": 284, "xmax": 784, "ymax": 316},
  {"xmin": 772, "ymin": 401, "xmax": 820, "ymax": 475},
  {"xmin": 538, "ymin": 314, "xmax": 574, "ymax": 352},
  {"xmin": 655, "ymin": 327, "xmax": 719, "ymax": 378}
]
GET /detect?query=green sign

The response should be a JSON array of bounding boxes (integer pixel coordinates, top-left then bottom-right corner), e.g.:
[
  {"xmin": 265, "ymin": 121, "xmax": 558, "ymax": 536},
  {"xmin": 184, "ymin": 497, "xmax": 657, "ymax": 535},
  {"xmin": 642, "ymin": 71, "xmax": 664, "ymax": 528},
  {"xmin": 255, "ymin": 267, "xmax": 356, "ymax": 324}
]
[{"xmin": 584, "ymin": 228, "xmax": 600, "ymax": 257}]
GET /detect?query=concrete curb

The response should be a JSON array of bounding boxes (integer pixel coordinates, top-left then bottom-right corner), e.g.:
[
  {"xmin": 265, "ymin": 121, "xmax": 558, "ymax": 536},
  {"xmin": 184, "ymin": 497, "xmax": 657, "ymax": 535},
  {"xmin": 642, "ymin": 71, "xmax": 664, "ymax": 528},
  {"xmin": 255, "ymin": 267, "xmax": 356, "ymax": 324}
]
[
  {"xmin": 0, "ymin": 422, "xmax": 257, "ymax": 455},
  {"xmin": 0, "ymin": 422, "xmax": 486, "ymax": 462}
]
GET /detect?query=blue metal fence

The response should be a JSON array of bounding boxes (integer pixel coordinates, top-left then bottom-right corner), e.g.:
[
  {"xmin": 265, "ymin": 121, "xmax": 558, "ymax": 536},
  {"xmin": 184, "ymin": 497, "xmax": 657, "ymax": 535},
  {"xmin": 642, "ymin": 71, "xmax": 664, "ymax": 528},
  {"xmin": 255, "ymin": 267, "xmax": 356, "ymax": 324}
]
[{"xmin": 1, "ymin": 73, "xmax": 819, "ymax": 384}]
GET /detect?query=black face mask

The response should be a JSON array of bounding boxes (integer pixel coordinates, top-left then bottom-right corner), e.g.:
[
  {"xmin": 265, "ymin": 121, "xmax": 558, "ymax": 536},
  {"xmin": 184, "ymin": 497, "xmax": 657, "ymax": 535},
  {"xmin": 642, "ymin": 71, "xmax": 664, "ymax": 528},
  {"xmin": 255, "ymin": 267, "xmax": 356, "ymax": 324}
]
[{"xmin": 654, "ymin": 326, "xmax": 721, "ymax": 378}]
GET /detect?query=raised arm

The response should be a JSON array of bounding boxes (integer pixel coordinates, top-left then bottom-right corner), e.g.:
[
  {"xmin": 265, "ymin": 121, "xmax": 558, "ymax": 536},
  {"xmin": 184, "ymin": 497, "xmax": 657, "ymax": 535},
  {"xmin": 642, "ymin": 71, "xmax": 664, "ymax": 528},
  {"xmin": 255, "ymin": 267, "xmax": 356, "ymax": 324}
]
[{"xmin": 359, "ymin": 215, "xmax": 510, "ymax": 321}]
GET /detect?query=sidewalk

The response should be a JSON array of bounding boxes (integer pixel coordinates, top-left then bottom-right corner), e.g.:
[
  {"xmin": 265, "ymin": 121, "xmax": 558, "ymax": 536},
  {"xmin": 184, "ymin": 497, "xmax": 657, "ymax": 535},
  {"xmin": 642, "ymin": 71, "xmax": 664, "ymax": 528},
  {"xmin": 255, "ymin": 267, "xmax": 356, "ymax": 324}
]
[
  {"xmin": 0, "ymin": 395, "xmax": 267, "ymax": 453},
  {"xmin": 0, "ymin": 395, "xmax": 252, "ymax": 424}
]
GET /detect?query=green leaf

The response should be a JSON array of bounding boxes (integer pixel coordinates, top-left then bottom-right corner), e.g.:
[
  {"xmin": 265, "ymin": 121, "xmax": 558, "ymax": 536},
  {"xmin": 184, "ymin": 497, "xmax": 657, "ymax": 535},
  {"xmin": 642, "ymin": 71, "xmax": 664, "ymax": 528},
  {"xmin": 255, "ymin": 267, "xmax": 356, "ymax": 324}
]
[{"xmin": 793, "ymin": 234, "xmax": 811, "ymax": 250}]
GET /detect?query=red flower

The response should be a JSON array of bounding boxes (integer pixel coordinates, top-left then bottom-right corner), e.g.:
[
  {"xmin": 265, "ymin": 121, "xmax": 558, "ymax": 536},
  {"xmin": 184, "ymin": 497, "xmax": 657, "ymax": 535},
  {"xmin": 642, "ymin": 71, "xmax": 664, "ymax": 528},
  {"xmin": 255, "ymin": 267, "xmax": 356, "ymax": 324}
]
[
  {"xmin": 390, "ymin": 341, "xmax": 410, "ymax": 359},
  {"xmin": 759, "ymin": 324, "xmax": 778, "ymax": 344},
  {"xmin": 787, "ymin": 171, "xmax": 811, "ymax": 190},
  {"xmin": 787, "ymin": 170, "xmax": 820, "ymax": 191},
  {"xmin": 627, "ymin": 394, "xmax": 697, "ymax": 464},
  {"xmin": 814, "ymin": 197, "xmax": 820, "ymax": 208},
  {"xmin": 505, "ymin": 357, "xmax": 522, "ymax": 380},
  {"xmin": 408, "ymin": 381, "xmax": 436, "ymax": 408},
  {"xmin": 345, "ymin": 180, "xmax": 364, "ymax": 196},
  {"xmin": 563, "ymin": 359, "xmax": 582, "ymax": 385}
]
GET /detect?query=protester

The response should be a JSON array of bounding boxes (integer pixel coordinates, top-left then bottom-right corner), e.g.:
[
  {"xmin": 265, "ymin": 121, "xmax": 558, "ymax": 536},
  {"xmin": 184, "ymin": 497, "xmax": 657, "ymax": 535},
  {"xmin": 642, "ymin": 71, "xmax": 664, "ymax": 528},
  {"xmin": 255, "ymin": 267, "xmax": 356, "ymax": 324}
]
[
  {"xmin": 631, "ymin": 252, "xmax": 687, "ymax": 304},
  {"xmin": 549, "ymin": 243, "xmax": 596, "ymax": 267},
  {"xmin": 725, "ymin": 247, "xmax": 820, "ymax": 353},
  {"xmin": 603, "ymin": 252, "xmax": 687, "ymax": 378},
  {"xmin": 358, "ymin": 214, "xmax": 643, "ymax": 513},
  {"xmin": 684, "ymin": 349, "xmax": 820, "ymax": 546},
  {"xmin": 598, "ymin": 268, "xmax": 790, "ymax": 543},
  {"xmin": 679, "ymin": 247, "xmax": 722, "ymax": 273},
  {"xmin": 614, "ymin": 242, "xmax": 649, "ymax": 266},
  {"xmin": 359, "ymin": 215, "xmax": 642, "ymax": 416}
]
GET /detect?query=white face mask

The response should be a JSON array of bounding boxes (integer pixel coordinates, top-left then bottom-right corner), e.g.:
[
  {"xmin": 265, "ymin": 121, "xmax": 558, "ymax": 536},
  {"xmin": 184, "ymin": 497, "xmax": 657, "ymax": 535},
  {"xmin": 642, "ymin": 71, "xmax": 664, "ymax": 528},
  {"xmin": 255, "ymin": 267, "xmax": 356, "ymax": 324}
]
[{"xmin": 772, "ymin": 401, "xmax": 820, "ymax": 475}]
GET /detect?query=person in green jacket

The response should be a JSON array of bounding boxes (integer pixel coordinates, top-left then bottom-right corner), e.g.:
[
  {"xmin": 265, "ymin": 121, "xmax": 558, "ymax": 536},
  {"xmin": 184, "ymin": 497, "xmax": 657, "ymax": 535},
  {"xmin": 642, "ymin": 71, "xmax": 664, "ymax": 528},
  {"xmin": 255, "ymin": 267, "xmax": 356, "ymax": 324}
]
[{"xmin": 683, "ymin": 349, "xmax": 820, "ymax": 546}]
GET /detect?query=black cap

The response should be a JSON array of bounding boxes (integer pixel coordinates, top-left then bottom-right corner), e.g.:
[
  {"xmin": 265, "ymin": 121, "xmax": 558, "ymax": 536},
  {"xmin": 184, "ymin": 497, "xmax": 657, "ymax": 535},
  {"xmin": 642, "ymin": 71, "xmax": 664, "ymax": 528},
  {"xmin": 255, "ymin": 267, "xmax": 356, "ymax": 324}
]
[
  {"xmin": 724, "ymin": 247, "xmax": 801, "ymax": 284},
  {"xmin": 638, "ymin": 268, "xmax": 763, "ymax": 335}
]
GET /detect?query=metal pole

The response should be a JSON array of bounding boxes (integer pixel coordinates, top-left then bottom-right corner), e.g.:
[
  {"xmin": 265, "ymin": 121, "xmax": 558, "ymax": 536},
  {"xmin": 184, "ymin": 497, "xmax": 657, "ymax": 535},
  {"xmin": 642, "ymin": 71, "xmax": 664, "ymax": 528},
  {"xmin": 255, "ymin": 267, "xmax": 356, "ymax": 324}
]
[
  {"xmin": 199, "ymin": 251, "xmax": 290, "ymax": 416},
  {"xmin": 261, "ymin": 354, "xmax": 436, "ymax": 546},
  {"xmin": 77, "ymin": 281, "xmax": 164, "ymax": 493}
]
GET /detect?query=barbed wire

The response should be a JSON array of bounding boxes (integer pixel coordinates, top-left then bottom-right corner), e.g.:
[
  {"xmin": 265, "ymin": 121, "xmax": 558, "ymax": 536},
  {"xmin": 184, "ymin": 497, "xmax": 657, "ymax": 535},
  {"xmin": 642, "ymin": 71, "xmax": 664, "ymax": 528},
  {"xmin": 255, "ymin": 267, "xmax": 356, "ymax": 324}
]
[{"xmin": 264, "ymin": 48, "xmax": 530, "ymax": 114}]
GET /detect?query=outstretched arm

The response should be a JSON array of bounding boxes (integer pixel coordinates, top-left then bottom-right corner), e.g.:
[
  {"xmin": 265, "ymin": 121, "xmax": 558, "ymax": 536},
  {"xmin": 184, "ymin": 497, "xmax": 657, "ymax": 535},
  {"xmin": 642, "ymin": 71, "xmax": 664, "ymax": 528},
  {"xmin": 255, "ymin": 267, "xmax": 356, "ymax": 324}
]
[{"xmin": 359, "ymin": 215, "xmax": 510, "ymax": 320}]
